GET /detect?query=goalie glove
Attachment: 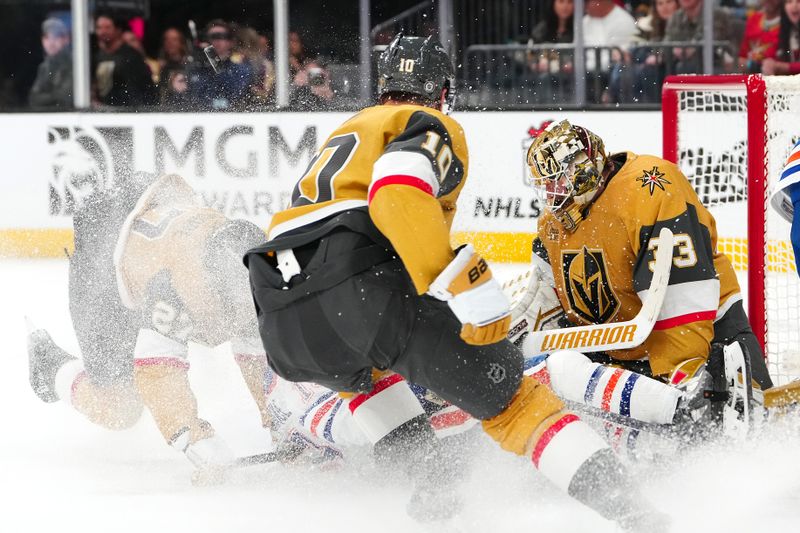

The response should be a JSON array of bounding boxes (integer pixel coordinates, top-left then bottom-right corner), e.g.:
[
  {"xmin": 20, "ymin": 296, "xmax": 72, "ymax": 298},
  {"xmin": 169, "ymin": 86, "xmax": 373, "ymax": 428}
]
[
  {"xmin": 428, "ymin": 244, "xmax": 511, "ymax": 345},
  {"xmin": 507, "ymin": 254, "xmax": 566, "ymax": 348}
]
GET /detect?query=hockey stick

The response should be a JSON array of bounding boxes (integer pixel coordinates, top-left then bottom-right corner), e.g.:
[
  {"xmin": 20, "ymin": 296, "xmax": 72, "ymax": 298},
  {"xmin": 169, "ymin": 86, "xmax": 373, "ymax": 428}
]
[
  {"xmin": 517, "ymin": 227, "xmax": 674, "ymax": 357},
  {"xmin": 562, "ymin": 399, "xmax": 677, "ymax": 439},
  {"xmin": 234, "ymin": 451, "xmax": 279, "ymax": 467}
]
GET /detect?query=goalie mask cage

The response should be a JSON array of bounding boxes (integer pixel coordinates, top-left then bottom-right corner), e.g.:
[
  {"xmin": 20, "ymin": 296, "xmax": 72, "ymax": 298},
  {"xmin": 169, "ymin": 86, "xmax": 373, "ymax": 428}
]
[{"xmin": 662, "ymin": 74, "xmax": 800, "ymax": 385}]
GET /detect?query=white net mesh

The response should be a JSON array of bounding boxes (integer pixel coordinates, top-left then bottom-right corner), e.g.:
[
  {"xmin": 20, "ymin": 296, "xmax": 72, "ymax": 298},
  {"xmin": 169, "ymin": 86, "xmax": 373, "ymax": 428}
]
[{"xmin": 673, "ymin": 75, "xmax": 800, "ymax": 385}]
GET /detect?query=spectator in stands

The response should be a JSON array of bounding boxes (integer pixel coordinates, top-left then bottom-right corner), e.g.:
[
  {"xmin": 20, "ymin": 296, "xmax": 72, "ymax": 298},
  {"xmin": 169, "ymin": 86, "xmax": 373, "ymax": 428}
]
[
  {"xmin": 762, "ymin": 0, "xmax": 800, "ymax": 74},
  {"xmin": 528, "ymin": 0, "xmax": 575, "ymax": 104},
  {"xmin": 532, "ymin": 0, "xmax": 574, "ymax": 43},
  {"xmin": 289, "ymin": 30, "xmax": 309, "ymax": 79},
  {"xmin": 29, "ymin": 17, "xmax": 73, "ymax": 109},
  {"xmin": 584, "ymin": 0, "xmax": 638, "ymax": 103},
  {"xmin": 739, "ymin": 0, "xmax": 782, "ymax": 73},
  {"xmin": 584, "ymin": 0, "xmax": 638, "ymax": 49},
  {"xmin": 161, "ymin": 70, "xmax": 191, "ymax": 109},
  {"xmin": 290, "ymin": 58, "xmax": 335, "ymax": 110},
  {"xmin": 123, "ymin": 29, "xmax": 160, "ymax": 84},
  {"xmin": 92, "ymin": 11, "xmax": 157, "ymax": 107},
  {"xmin": 632, "ymin": 0, "xmax": 679, "ymax": 102},
  {"xmin": 637, "ymin": 0, "xmax": 679, "ymax": 41},
  {"xmin": 664, "ymin": 0, "xmax": 736, "ymax": 74},
  {"xmin": 189, "ymin": 20, "xmax": 254, "ymax": 111},
  {"xmin": 235, "ymin": 26, "xmax": 275, "ymax": 109},
  {"xmin": 157, "ymin": 28, "xmax": 189, "ymax": 90}
]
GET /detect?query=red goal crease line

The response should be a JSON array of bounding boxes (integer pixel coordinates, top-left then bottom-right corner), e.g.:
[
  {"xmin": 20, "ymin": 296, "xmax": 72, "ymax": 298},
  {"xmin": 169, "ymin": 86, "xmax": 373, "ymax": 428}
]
[{"xmin": 0, "ymin": 229, "xmax": 794, "ymax": 273}]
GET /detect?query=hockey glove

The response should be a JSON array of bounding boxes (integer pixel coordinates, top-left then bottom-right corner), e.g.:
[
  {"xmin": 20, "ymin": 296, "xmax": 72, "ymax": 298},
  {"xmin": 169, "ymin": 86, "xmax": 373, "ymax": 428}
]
[
  {"xmin": 428, "ymin": 244, "xmax": 511, "ymax": 345},
  {"xmin": 507, "ymin": 259, "xmax": 565, "ymax": 348}
]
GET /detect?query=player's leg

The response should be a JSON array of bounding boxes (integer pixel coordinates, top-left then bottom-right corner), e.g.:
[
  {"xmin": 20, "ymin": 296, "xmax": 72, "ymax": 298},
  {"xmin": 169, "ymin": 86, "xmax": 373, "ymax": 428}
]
[
  {"xmin": 525, "ymin": 351, "xmax": 721, "ymax": 458},
  {"xmin": 133, "ymin": 273, "xmax": 234, "ymax": 479},
  {"xmin": 28, "ymin": 324, "xmax": 143, "ymax": 429},
  {"xmin": 249, "ymin": 238, "xmax": 662, "ymax": 527},
  {"xmin": 251, "ymin": 248, "xmax": 469, "ymax": 521},
  {"xmin": 339, "ymin": 370, "xmax": 465, "ymax": 521},
  {"xmin": 230, "ymin": 337, "xmax": 272, "ymax": 429},
  {"xmin": 29, "ymin": 251, "xmax": 145, "ymax": 429},
  {"xmin": 394, "ymin": 295, "xmax": 662, "ymax": 529},
  {"xmin": 530, "ymin": 350, "xmax": 684, "ymax": 425}
]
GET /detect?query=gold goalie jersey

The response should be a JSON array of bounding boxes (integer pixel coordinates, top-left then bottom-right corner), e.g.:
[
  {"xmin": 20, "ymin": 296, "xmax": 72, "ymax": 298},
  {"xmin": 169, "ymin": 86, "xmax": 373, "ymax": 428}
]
[
  {"xmin": 537, "ymin": 152, "xmax": 741, "ymax": 377},
  {"xmin": 267, "ymin": 104, "xmax": 469, "ymax": 293}
]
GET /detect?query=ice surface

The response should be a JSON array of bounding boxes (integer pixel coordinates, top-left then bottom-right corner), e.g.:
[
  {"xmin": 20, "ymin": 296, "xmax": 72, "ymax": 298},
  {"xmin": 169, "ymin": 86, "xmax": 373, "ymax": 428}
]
[{"xmin": 1, "ymin": 260, "xmax": 799, "ymax": 532}]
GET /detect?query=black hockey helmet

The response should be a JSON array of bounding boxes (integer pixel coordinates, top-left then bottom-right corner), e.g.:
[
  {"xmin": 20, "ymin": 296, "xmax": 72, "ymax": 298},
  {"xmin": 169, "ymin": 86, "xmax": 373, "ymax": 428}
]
[{"xmin": 377, "ymin": 33, "xmax": 456, "ymax": 113}]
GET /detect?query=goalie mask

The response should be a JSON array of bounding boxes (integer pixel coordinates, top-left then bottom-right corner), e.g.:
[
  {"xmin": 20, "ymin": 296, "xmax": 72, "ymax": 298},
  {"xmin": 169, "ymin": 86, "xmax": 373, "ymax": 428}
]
[
  {"xmin": 525, "ymin": 120, "xmax": 607, "ymax": 232},
  {"xmin": 377, "ymin": 33, "xmax": 456, "ymax": 114}
]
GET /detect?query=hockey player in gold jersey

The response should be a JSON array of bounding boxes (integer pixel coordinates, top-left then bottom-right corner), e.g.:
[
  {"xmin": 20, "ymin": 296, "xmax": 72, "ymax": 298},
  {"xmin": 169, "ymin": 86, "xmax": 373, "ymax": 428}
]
[
  {"xmin": 29, "ymin": 171, "xmax": 476, "ymax": 483},
  {"xmin": 516, "ymin": 120, "xmax": 772, "ymax": 438},
  {"xmin": 246, "ymin": 34, "xmax": 665, "ymax": 529},
  {"xmin": 28, "ymin": 172, "xmax": 276, "ymax": 480}
]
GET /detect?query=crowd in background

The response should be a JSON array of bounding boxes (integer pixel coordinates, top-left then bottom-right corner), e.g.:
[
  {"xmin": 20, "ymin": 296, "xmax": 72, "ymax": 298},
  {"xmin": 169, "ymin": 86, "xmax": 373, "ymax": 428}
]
[
  {"xmin": 23, "ymin": 1, "xmax": 800, "ymax": 111},
  {"xmin": 519, "ymin": 0, "xmax": 800, "ymax": 104},
  {"xmin": 28, "ymin": 10, "xmax": 341, "ymax": 112}
]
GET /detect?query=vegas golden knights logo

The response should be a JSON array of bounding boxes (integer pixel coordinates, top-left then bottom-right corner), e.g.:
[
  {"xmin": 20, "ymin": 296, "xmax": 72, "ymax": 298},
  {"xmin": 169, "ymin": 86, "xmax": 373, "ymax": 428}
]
[{"xmin": 562, "ymin": 247, "xmax": 619, "ymax": 323}]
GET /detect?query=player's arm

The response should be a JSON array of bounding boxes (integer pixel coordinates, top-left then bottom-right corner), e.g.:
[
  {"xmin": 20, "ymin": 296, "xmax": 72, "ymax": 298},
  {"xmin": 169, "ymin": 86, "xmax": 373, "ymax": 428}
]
[
  {"xmin": 368, "ymin": 110, "xmax": 509, "ymax": 344},
  {"xmin": 625, "ymin": 189, "xmax": 719, "ymax": 379},
  {"xmin": 368, "ymin": 110, "xmax": 466, "ymax": 293}
]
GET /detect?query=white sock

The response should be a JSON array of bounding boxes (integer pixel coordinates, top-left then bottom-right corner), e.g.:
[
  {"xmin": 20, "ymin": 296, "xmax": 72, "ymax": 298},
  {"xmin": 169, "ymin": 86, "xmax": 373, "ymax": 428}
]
[{"xmin": 54, "ymin": 360, "xmax": 85, "ymax": 406}]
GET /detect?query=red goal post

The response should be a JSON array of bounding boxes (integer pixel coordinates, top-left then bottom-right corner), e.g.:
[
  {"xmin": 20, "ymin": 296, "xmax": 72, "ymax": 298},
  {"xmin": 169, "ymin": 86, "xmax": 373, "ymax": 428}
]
[{"xmin": 662, "ymin": 74, "xmax": 800, "ymax": 384}]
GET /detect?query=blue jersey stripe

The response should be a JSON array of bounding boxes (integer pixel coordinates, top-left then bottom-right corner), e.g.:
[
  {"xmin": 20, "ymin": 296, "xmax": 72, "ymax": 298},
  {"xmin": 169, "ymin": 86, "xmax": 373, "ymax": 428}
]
[
  {"xmin": 524, "ymin": 354, "xmax": 549, "ymax": 372},
  {"xmin": 781, "ymin": 163, "xmax": 800, "ymax": 182},
  {"xmin": 619, "ymin": 373, "xmax": 640, "ymax": 417},
  {"xmin": 584, "ymin": 365, "xmax": 605, "ymax": 403}
]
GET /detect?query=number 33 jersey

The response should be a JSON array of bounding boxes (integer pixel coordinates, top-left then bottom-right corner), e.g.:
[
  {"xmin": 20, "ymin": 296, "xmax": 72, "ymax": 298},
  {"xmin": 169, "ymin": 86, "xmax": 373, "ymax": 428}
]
[
  {"xmin": 537, "ymin": 152, "xmax": 741, "ymax": 377},
  {"xmin": 266, "ymin": 104, "xmax": 469, "ymax": 294}
]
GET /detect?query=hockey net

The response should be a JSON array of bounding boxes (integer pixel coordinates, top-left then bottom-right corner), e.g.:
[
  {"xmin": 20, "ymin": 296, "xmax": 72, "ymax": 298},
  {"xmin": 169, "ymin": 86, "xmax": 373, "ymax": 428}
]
[{"xmin": 662, "ymin": 74, "xmax": 800, "ymax": 385}]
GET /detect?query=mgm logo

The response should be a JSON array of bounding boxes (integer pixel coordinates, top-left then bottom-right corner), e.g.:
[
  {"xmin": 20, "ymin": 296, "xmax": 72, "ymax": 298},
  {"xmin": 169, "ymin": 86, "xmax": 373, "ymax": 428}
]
[
  {"xmin": 561, "ymin": 246, "xmax": 619, "ymax": 323},
  {"xmin": 47, "ymin": 126, "xmax": 117, "ymax": 215}
]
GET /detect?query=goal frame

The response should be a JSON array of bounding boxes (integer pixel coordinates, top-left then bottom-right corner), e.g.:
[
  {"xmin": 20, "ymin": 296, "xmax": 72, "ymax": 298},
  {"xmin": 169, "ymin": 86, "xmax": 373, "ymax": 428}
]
[{"xmin": 661, "ymin": 74, "xmax": 768, "ymax": 352}]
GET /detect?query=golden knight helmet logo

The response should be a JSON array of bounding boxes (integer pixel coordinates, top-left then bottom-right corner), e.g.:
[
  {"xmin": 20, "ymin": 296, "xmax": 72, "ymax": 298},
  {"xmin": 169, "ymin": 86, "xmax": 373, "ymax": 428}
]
[{"xmin": 562, "ymin": 246, "xmax": 619, "ymax": 323}]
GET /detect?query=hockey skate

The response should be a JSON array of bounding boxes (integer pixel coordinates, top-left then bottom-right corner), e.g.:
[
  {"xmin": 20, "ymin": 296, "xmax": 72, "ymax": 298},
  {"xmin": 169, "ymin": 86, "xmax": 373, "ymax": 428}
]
[
  {"xmin": 406, "ymin": 480, "xmax": 461, "ymax": 523},
  {"xmin": 568, "ymin": 449, "xmax": 670, "ymax": 533},
  {"xmin": 671, "ymin": 363, "xmax": 718, "ymax": 443},
  {"xmin": 671, "ymin": 342, "xmax": 760, "ymax": 442},
  {"xmin": 272, "ymin": 427, "xmax": 343, "ymax": 468},
  {"xmin": 719, "ymin": 342, "xmax": 758, "ymax": 439},
  {"xmin": 27, "ymin": 320, "xmax": 77, "ymax": 403}
]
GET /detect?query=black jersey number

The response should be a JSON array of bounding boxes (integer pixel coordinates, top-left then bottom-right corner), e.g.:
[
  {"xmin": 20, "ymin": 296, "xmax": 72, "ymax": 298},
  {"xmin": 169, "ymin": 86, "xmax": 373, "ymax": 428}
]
[{"xmin": 291, "ymin": 133, "xmax": 360, "ymax": 206}]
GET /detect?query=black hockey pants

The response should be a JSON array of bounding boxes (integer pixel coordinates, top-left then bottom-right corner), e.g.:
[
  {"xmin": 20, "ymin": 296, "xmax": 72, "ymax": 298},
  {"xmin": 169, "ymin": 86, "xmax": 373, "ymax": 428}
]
[{"xmin": 246, "ymin": 228, "xmax": 523, "ymax": 420}]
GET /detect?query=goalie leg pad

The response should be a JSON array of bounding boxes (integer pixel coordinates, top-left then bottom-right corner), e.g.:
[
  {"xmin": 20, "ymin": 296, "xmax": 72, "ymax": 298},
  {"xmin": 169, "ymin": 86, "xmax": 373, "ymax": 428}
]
[{"xmin": 546, "ymin": 350, "xmax": 681, "ymax": 425}]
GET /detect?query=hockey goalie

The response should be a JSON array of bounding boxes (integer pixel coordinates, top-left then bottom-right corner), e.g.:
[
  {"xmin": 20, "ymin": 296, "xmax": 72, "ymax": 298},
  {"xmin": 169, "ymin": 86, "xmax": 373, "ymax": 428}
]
[{"xmin": 507, "ymin": 120, "xmax": 777, "ymax": 452}]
